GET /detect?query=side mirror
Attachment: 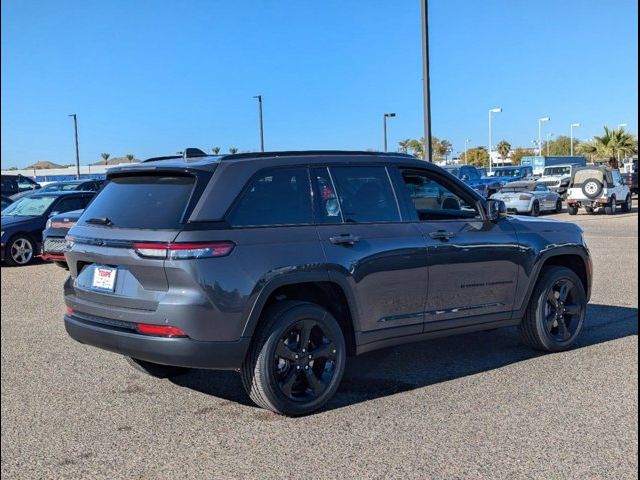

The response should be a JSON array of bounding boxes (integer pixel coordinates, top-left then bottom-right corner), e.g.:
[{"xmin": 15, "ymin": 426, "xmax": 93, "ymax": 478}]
[
  {"xmin": 49, "ymin": 211, "xmax": 60, "ymax": 217},
  {"xmin": 485, "ymin": 199, "xmax": 507, "ymax": 222}
]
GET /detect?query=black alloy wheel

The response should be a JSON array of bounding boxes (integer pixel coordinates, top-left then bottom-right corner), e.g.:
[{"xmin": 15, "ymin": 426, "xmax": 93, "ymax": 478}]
[{"xmin": 543, "ymin": 279, "xmax": 583, "ymax": 343}]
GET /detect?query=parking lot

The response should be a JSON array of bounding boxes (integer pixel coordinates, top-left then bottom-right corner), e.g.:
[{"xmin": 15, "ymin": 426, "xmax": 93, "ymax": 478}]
[{"xmin": 1, "ymin": 206, "xmax": 638, "ymax": 479}]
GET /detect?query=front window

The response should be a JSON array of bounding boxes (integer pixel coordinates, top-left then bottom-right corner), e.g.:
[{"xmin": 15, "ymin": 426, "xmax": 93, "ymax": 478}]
[
  {"xmin": 400, "ymin": 171, "xmax": 480, "ymax": 220},
  {"xmin": 544, "ymin": 166, "xmax": 572, "ymax": 176},
  {"xmin": 2, "ymin": 196, "xmax": 56, "ymax": 217},
  {"xmin": 494, "ymin": 168, "xmax": 520, "ymax": 178}
]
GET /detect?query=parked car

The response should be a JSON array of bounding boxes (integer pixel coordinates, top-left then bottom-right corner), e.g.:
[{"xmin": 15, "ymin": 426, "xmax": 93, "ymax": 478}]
[
  {"xmin": 42, "ymin": 209, "xmax": 84, "ymax": 268},
  {"xmin": 442, "ymin": 165, "xmax": 501, "ymax": 198},
  {"xmin": 491, "ymin": 166, "xmax": 535, "ymax": 184},
  {"xmin": 63, "ymin": 150, "xmax": 592, "ymax": 416},
  {"xmin": 1, "ymin": 174, "xmax": 40, "ymax": 196},
  {"xmin": 9, "ymin": 179, "xmax": 104, "ymax": 201},
  {"xmin": 622, "ymin": 159, "xmax": 638, "ymax": 195},
  {"xmin": 1, "ymin": 191, "xmax": 94, "ymax": 266},
  {"xmin": 520, "ymin": 156, "xmax": 587, "ymax": 176},
  {"xmin": 490, "ymin": 181, "xmax": 563, "ymax": 216},
  {"xmin": 1, "ymin": 195, "xmax": 13, "ymax": 211},
  {"xmin": 566, "ymin": 166, "xmax": 632, "ymax": 215},
  {"xmin": 537, "ymin": 164, "xmax": 582, "ymax": 198}
]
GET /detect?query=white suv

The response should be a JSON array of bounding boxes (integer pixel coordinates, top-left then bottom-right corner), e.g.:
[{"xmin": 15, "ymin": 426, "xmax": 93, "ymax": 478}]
[
  {"xmin": 567, "ymin": 166, "xmax": 632, "ymax": 215},
  {"xmin": 537, "ymin": 164, "xmax": 580, "ymax": 198}
]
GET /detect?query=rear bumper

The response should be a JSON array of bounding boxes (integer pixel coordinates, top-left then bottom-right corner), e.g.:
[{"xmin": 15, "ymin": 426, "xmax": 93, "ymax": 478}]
[{"xmin": 64, "ymin": 314, "xmax": 251, "ymax": 370}]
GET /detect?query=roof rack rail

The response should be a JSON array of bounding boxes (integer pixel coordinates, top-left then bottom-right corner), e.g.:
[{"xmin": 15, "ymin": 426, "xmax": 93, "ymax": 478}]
[{"xmin": 220, "ymin": 150, "xmax": 415, "ymax": 161}]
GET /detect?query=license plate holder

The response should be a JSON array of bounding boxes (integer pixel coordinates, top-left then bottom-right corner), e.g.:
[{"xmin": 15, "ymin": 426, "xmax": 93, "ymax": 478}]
[{"xmin": 92, "ymin": 266, "xmax": 117, "ymax": 291}]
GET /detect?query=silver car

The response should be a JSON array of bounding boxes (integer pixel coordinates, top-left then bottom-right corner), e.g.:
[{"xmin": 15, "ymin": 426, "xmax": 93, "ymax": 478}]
[{"xmin": 491, "ymin": 181, "xmax": 563, "ymax": 216}]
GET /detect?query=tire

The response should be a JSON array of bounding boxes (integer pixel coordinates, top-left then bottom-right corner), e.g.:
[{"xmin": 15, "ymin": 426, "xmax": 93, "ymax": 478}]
[
  {"xmin": 555, "ymin": 199, "xmax": 563, "ymax": 214},
  {"xmin": 519, "ymin": 266, "xmax": 587, "ymax": 352},
  {"xmin": 530, "ymin": 201, "xmax": 540, "ymax": 217},
  {"xmin": 604, "ymin": 196, "xmax": 616, "ymax": 215},
  {"xmin": 4, "ymin": 235, "xmax": 36, "ymax": 266},
  {"xmin": 621, "ymin": 194, "xmax": 632, "ymax": 213},
  {"xmin": 241, "ymin": 301, "xmax": 346, "ymax": 416},
  {"xmin": 584, "ymin": 206, "xmax": 595, "ymax": 214},
  {"xmin": 126, "ymin": 357, "xmax": 191, "ymax": 378},
  {"xmin": 568, "ymin": 205, "xmax": 578, "ymax": 216},
  {"xmin": 581, "ymin": 178, "xmax": 603, "ymax": 199},
  {"xmin": 54, "ymin": 261, "xmax": 69, "ymax": 269}
]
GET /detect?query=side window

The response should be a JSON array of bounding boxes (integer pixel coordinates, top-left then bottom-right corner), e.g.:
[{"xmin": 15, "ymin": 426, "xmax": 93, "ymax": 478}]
[
  {"xmin": 400, "ymin": 170, "xmax": 480, "ymax": 221},
  {"xmin": 54, "ymin": 197, "xmax": 86, "ymax": 213},
  {"xmin": 230, "ymin": 167, "xmax": 312, "ymax": 227},
  {"xmin": 329, "ymin": 166, "xmax": 400, "ymax": 223},
  {"xmin": 466, "ymin": 168, "xmax": 480, "ymax": 180},
  {"xmin": 17, "ymin": 177, "xmax": 36, "ymax": 191},
  {"xmin": 535, "ymin": 184, "xmax": 547, "ymax": 192},
  {"xmin": 311, "ymin": 167, "xmax": 342, "ymax": 224}
]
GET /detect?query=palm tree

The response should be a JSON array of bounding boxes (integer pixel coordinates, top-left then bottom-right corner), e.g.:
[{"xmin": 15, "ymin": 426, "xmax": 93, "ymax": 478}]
[
  {"xmin": 228, "ymin": 147, "xmax": 238, "ymax": 154},
  {"xmin": 407, "ymin": 138, "xmax": 425, "ymax": 159},
  {"xmin": 579, "ymin": 126, "xmax": 637, "ymax": 166},
  {"xmin": 125, "ymin": 154, "xmax": 134, "ymax": 163},
  {"xmin": 496, "ymin": 140, "xmax": 511, "ymax": 162},
  {"xmin": 100, "ymin": 153, "xmax": 110, "ymax": 164},
  {"xmin": 398, "ymin": 139, "xmax": 412, "ymax": 154},
  {"xmin": 211, "ymin": 147, "xmax": 221, "ymax": 154}
]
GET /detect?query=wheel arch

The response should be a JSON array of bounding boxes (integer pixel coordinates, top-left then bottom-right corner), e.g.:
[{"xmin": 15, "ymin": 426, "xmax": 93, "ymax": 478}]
[{"xmin": 242, "ymin": 275, "xmax": 359, "ymax": 356}]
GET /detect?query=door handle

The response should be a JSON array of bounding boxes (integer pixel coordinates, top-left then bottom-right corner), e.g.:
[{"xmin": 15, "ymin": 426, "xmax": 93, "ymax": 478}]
[
  {"xmin": 429, "ymin": 230, "xmax": 455, "ymax": 241},
  {"xmin": 329, "ymin": 234, "xmax": 361, "ymax": 245}
]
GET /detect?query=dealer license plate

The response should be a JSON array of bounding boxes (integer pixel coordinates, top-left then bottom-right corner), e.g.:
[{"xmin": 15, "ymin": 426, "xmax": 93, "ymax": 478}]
[{"xmin": 92, "ymin": 266, "xmax": 117, "ymax": 291}]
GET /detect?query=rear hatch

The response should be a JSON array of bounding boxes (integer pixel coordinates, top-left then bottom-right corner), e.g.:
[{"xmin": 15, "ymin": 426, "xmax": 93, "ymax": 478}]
[{"xmin": 65, "ymin": 169, "xmax": 212, "ymax": 312}]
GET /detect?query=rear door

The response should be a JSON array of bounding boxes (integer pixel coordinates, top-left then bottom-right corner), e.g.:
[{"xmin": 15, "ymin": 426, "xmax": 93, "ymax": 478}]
[
  {"xmin": 312, "ymin": 165, "xmax": 428, "ymax": 342},
  {"xmin": 65, "ymin": 172, "xmax": 206, "ymax": 312}
]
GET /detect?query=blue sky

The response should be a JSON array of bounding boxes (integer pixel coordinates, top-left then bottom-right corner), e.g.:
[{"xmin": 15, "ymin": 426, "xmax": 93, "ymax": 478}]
[{"xmin": 1, "ymin": 0, "xmax": 638, "ymax": 168}]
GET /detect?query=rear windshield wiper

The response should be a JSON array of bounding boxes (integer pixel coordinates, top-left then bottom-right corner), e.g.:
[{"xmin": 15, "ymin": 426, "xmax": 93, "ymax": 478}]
[{"xmin": 85, "ymin": 217, "xmax": 113, "ymax": 226}]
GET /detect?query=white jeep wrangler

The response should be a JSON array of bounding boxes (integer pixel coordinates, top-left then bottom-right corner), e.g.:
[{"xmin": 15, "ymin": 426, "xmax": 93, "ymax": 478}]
[{"xmin": 566, "ymin": 166, "xmax": 632, "ymax": 215}]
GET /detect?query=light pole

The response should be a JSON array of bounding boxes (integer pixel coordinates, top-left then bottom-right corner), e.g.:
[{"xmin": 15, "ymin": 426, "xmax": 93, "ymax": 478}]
[
  {"xmin": 421, "ymin": 0, "xmax": 432, "ymax": 161},
  {"xmin": 570, "ymin": 123, "xmax": 580, "ymax": 155},
  {"xmin": 253, "ymin": 95, "xmax": 264, "ymax": 152},
  {"xmin": 383, "ymin": 113, "xmax": 396, "ymax": 152},
  {"xmin": 464, "ymin": 138, "xmax": 470, "ymax": 164},
  {"xmin": 68, "ymin": 114, "xmax": 80, "ymax": 179},
  {"xmin": 488, "ymin": 108, "xmax": 502, "ymax": 173},
  {"xmin": 546, "ymin": 132, "xmax": 554, "ymax": 156},
  {"xmin": 538, "ymin": 117, "xmax": 550, "ymax": 156}
]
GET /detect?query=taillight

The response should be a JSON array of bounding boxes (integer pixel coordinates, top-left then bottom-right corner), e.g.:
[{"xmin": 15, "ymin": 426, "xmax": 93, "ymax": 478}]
[
  {"xmin": 52, "ymin": 220, "xmax": 77, "ymax": 229},
  {"xmin": 65, "ymin": 306, "xmax": 74, "ymax": 315},
  {"xmin": 519, "ymin": 194, "xmax": 532, "ymax": 200},
  {"xmin": 133, "ymin": 241, "xmax": 235, "ymax": 260},
  {"xmin": 136, "ymin": 323, "xmax": 188, "ymax": 337}
]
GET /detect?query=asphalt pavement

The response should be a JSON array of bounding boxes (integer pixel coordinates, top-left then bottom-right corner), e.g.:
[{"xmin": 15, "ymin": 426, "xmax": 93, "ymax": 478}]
[{"xmin": 1, "ymin": 205, "xmax": 637, "ymax": 479}]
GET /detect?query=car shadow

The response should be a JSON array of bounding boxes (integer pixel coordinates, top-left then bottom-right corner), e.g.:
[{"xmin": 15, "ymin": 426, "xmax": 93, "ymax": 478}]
[{"xmin": 170, "ymin": 303, "xmax": 638, "ymax": 412}]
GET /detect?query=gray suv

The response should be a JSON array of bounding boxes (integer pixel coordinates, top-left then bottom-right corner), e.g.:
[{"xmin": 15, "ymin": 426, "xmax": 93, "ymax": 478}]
[{"xmin": 63, "ymin": 151, "xmax": 592, "ymax": 416}]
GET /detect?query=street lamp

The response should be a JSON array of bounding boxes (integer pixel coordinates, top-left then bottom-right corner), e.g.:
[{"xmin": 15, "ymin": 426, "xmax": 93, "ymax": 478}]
[
  {"xmin": 570, "ymin": 123, "xmax": 580, "ymax": 156},
  {"xmin": 464, "ymin": 138, "xmax": 470, "ymax": 165},
  {"xmin": 488, "ymin": 107, "xmax": 502, "ymax": 173},
  {"xmin": 538, "ymin": 117, "xmax": 550, "ymax": 156},
  {"xmin": 383, "ymin": 113, "xmax": 396, "ymax": 152},
  {"xmin": 253, "ymin": 95, "xmax": 264, "ymax": 152},
  {"xmin": 68, "ymin": 114, "xmax": 80, "ymax": 179}
]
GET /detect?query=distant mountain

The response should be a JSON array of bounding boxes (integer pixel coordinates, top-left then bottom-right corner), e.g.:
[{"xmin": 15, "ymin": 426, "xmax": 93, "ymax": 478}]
[{"xmin": 25, "ymin": 160, "xmax": 64, "ymax": 169}]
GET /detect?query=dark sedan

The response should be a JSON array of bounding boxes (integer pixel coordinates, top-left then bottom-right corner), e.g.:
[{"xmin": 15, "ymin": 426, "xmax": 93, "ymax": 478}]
[
  {"xmin": 9, "ymin": 179, "xmax": 104, "ymax": 201},
  {"xmin": 42, "ymin": 209, "xmax": 84, "ymax": 267},
  {"xmin": 1, "ymin": 195, "xmax": 13, "ymax": 211},
  {"xmin": 1, "ymin": 191, "xmax": 94, "ymax": 266}
]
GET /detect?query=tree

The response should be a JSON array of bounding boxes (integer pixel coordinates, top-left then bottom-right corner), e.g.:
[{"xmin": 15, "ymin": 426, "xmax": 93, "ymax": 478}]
[
  {"xmin": 539, "ymin": 135, "xmax": 580, "ymax": 156},
  {"xmin": 211, "ymin": 147, "xmax": 221, "ymax": 154},
  {"xmin": 397, "ymin": 139, "xmax": 412, "ymax": 154},
  {"xmin": 228, "ymin": 147, "xmax": 238, "ymax": 154},
  {"xmin": 434, "ymin": 138, "xmax": 452, "ymax": 162},
  {"xmin": 510, "ymin": 148, "xmax": 536, "ymax": 165},
  {"xmin": 125, "ymin": 154, "xmax": 134, "ymax": 163},
  {"xmin": 100, "ymin": 153, "xmax": 110, "ymax": 163},
  {"xmin": 496, "ymin": 140, "xmax": 511, "ymax": 162},
  {"xmin": 461, "ymin": 146, "xmax": 489, "ymax": 167},
  {"xmin": 579, "ymin": 126, "xmax": 637, "ymax": 164}
]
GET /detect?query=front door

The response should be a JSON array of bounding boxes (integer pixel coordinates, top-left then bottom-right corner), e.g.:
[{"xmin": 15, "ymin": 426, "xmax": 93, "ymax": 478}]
[
  {"xmin": 311, "ymin": 165, "xmax": 428, "ymax": 341},
  {"xmin": 394, "ymin": 168, "xmax": 522, "ymax": 329}
]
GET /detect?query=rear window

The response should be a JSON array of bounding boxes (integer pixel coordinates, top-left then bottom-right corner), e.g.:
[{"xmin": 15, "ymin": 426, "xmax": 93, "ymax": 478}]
[
  {"xmin": 79, "ymin": 175, "xmax": 195, "ymax": 229},
  {"xmin": 573, "ymin": 169, "xmax": 604, "ymax": 184}
]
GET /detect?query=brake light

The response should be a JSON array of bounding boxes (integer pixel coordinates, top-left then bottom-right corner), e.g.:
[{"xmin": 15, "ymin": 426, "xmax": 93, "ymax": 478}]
[
  {"xmin": 52, "ymin": 220, "xmax": 77, "ymax": 229},
  {"xmin": 133, "ymin": 241, "xmax": 235, "ymax": 260},
  {"xmin": 519, "ymin": 194, "xmax": 532, "ymax": 200},
  {"xmin": 65, "ymin": 306, "xmax": 74, "ymax": 315},
  {"xmin": 136, "ymin": 323, "xmax": 188, "ymax": 337}
]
